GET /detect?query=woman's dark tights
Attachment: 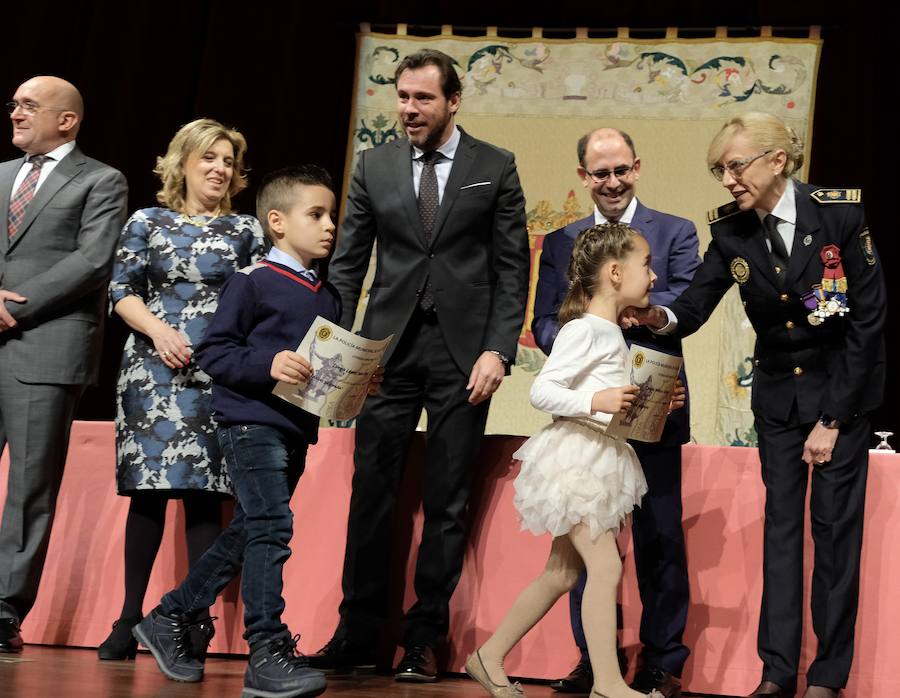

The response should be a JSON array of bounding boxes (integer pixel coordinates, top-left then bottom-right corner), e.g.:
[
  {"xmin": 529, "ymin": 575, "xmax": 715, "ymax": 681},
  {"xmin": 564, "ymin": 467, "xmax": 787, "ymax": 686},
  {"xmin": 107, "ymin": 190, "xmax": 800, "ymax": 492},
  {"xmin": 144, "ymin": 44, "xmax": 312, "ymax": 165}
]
[{"xmin": 118, "ymin": 493, "xmax": 223, "ymax": 620}]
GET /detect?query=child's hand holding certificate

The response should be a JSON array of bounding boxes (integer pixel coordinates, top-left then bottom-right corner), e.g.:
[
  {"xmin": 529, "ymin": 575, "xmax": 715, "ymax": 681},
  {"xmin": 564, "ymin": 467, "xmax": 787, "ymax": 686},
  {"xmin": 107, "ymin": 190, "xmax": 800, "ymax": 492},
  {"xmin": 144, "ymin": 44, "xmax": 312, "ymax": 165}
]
[
  {"xmin": 272, "ymin": 317, "xmax": 393, "ymax": 421},
  {"xmin": 605, "ymin": 344, "xmax": 684, "ymax": 443}
]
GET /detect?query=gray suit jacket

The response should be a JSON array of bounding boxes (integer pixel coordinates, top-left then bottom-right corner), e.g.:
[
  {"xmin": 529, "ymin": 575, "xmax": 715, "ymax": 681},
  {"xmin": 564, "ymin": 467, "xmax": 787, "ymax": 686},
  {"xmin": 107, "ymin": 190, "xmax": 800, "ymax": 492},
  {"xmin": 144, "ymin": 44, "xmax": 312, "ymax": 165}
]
[{"xmin": 0, "ymin": 145, "xmax": 128, "ymax": 385}]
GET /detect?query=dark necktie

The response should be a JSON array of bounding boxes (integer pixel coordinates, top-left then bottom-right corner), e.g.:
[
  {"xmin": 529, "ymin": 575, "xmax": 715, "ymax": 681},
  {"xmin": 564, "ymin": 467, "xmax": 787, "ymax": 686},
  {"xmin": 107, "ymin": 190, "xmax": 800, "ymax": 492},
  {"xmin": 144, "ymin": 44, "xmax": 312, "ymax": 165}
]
[
  {"xmin": 763, "ymin": 213, "xmax": 790, "ymax": 277},
  {"xmin": 417, "ymin": 151, "xmax": 440, "ymax": 311},
  {"xmin": 8, "ymin": 155, "xmax": 50, "ymax": 238}
]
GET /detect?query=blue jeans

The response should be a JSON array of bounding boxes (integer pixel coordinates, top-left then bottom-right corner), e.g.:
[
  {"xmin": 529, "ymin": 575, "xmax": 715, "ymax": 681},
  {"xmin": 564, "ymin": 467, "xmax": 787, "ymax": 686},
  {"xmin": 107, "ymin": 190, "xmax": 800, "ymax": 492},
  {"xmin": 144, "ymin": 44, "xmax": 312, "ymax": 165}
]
[{"xmin": 161, "ymin": 424, "xmax": 307, "ymax": 646}]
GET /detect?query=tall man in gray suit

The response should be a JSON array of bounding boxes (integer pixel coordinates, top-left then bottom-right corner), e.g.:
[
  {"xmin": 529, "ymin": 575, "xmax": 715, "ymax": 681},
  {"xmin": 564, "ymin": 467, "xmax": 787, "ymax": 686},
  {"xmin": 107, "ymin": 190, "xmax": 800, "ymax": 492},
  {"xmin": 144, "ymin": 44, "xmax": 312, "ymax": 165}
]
[
  {"xmin": 310, "ymin": 49, "xmax": 529, "ymax": 683},
  {"xmin": 0, "ymin": 76, "xmax": 128, "ymax": 652}
]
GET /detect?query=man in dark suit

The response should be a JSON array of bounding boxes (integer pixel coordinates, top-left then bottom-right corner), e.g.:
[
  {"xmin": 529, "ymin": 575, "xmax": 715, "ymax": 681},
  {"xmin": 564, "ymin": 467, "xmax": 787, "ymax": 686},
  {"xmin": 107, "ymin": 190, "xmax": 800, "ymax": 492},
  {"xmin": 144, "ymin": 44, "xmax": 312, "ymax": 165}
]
[
  {"xmin": 311, "ymin": 49, "xmax": 529, "ymax": 683},
  {"xmin": 0, "ymin": 76, "xmax": 128, "ymax": 652},
  {"xmin": 533, "ymin": 128, "xmax": 699, "ymax": 697}
]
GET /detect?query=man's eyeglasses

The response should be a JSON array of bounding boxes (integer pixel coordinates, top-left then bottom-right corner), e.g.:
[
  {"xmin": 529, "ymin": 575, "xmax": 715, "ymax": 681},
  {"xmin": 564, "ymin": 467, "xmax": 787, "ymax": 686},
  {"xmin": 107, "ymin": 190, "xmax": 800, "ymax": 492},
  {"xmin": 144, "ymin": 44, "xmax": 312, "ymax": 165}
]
[
  {"xmin": 710, "ymin": 150, "xmax": 772, "ymax": 182},
  {"xmin": 6, "ymin": 100, "xmax": 68, "ymax": 116},
  {"xmin": 584, "ymin": 164, "xmax": 636, "ymax": 183}
]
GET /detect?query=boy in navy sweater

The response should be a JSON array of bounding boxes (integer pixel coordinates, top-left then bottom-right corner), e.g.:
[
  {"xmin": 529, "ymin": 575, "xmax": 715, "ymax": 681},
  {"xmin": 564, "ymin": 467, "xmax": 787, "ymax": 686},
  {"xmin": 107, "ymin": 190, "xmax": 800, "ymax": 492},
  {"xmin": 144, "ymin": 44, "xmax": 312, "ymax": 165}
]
[{"xmin": 134, "ymin": 165, "xmax": 360, "ymax": 698}]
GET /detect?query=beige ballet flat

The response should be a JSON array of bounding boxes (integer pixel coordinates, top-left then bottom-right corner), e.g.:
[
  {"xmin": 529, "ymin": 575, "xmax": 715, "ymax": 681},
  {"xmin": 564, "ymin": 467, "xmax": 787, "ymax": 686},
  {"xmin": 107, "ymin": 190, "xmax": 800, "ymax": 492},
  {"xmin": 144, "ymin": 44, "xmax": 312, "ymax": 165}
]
[
  {"xmin": 593, "ymin": 691, "xmax": 664, "ymax": 698},
  {"xmin": 465, "ymin": 649, "xmax": 526, "ymax": 697}
]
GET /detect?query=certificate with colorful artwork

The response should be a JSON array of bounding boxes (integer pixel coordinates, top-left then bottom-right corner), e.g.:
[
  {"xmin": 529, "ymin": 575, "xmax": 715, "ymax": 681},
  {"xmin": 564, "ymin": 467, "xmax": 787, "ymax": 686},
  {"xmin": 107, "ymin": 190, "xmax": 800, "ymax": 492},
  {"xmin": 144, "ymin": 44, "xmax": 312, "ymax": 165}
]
[
  {"xmin": 606, "ymin": 344, "xmax": 683, "ymax": 443},
  {"xmin": 273, "ymin": 317, "xmax": 393, "ymax": 421}
]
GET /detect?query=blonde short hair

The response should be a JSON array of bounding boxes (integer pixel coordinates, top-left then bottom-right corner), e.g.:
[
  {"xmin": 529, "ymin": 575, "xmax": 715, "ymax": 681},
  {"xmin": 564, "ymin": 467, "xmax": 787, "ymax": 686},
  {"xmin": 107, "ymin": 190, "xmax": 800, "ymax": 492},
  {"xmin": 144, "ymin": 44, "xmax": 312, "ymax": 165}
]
[
  {"xmin": 154, "ymin": 118, "xmax": 249, "ymax": 213},
  {"xmin": 707, "ymin": 112, "xmax": 805, "ymax": 178}
]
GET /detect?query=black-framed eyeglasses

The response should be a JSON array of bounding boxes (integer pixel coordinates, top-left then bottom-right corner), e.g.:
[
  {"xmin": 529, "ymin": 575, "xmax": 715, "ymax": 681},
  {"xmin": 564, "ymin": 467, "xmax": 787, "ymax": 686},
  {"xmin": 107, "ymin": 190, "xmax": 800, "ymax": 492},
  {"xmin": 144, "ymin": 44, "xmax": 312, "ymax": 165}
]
[
  {"xmin": 710, "ymin": 150, "xmax": 773, "ymax": 182},
  {"xmin": 6, "ymin": 100, "xmax": 68, "ymax": 116},
  {"xmin": 585, "ymin": 164, "xmax": 636, "ymax": 183}
]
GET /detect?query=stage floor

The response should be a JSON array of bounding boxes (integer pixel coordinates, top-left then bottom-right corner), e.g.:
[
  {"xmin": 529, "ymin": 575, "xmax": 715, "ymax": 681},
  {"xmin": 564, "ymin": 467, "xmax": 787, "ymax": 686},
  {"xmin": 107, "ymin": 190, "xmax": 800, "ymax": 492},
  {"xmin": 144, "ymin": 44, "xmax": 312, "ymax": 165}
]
[{"xmin": 1, "ymin": 646, "xmax": 734, "ymax": 697}]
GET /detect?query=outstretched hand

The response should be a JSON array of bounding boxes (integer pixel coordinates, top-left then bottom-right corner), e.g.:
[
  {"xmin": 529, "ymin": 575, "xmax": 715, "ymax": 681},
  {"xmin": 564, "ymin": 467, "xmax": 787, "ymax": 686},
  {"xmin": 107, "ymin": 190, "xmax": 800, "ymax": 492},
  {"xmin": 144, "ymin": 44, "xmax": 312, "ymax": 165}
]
[{"xmin": 620, "ymin": 305, "xmax": 667, "ymax": 330}]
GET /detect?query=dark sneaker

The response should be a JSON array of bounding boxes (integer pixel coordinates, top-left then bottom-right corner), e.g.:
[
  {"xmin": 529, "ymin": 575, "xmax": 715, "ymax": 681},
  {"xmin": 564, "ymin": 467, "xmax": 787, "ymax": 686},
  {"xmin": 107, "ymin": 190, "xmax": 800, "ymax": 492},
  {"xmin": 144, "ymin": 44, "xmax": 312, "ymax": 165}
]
[
  {"xmin": 306, "ymin": 637, "xmax": 376, "ymax": 676},
  {"xmin": 242, "ymin": 634, "xmax": 327, "ymax": 698},
  {"xmin": 132, "ymin": 606, "xmax": 204, "ymax": 682},
  {"xmin": 187, "ymin": 614, "xmax": 217, "ymax": 661}
]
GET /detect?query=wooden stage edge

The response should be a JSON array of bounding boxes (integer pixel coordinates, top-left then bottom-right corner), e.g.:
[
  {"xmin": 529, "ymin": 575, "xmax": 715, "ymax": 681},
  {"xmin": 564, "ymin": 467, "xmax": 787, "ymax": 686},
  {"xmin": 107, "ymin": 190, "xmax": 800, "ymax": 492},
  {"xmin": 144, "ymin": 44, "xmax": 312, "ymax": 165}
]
[{"xmin": 1, "ymin": 646, "xmax": 736, "ymax": 697}]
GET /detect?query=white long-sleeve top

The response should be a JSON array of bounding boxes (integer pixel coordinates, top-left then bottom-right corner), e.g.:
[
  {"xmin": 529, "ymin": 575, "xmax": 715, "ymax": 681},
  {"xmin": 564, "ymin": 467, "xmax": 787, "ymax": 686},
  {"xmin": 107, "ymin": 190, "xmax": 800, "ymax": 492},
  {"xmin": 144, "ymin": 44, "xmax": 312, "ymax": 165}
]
[{"xmin": 529, "ymin": 313, "xmax": 630, "ymax": 427}]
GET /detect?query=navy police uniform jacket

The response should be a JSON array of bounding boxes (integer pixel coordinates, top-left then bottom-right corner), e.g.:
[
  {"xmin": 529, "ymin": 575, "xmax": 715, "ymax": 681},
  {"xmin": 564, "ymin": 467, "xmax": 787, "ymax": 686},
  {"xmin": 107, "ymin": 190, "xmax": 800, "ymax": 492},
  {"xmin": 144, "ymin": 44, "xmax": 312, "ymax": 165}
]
[{"xmin": 670, "ymin": 181, "xmax": 886, "ymax": 424}]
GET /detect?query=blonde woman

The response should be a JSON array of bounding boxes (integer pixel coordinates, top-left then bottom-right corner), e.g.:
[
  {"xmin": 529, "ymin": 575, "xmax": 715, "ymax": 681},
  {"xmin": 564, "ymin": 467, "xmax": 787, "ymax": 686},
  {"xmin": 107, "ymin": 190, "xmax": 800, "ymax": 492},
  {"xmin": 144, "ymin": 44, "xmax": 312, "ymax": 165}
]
[
  {"xmin": 624, "ymin": 112, "xmax": 886, "ymax": 698},
  {"xmin": 100, "ymin": 119, "xmax": 265, "ymax": 660}
]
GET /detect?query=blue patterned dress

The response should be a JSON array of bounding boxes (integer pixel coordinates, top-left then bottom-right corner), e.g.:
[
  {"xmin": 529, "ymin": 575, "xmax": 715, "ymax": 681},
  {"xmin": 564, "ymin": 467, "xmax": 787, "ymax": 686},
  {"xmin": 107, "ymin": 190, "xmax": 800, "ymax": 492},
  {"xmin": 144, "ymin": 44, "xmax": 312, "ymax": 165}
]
[{"xmin": 109, "ymin": 208, "xmax": 266, "ymax": 495}]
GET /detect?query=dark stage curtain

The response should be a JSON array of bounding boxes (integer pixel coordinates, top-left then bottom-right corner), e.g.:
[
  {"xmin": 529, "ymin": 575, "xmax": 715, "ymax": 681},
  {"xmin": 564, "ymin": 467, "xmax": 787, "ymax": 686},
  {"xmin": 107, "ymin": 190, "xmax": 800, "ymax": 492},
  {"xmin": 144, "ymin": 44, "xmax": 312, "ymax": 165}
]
[{"xmin": 2, "ymin": 0, "xmax": 896, "ymax": 436}]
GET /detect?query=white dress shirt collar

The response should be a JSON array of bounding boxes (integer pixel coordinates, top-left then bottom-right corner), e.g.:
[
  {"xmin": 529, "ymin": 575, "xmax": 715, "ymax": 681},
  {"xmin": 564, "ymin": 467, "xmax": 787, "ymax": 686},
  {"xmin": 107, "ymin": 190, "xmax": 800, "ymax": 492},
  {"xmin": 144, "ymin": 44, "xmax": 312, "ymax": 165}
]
[
  {"xmin": 266, "ymin": 247, "xmax": 316, "ymax": 278},
  {"xmin": 35, "ymin": 140, "xmax": 77, "ymax": 163},
  {"xmin": 755, "ymin": 179, "xmax": 797, "ymax": 225},
  {"xmin": 593, "ymin": 196, "xmax": 639, "ymax": 226},
  {"xmin": 11, "ymin": 140, "xmax": 78, "ymax": 201}
]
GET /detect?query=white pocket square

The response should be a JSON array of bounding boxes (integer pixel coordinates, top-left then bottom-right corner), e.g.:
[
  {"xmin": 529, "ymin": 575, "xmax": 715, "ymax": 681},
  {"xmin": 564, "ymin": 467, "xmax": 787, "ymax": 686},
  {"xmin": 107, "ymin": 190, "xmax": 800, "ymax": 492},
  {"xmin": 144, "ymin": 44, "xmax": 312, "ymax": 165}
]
[{"xmin": 459, "ymin": 181, "xmax": 491, "ymax": 190}]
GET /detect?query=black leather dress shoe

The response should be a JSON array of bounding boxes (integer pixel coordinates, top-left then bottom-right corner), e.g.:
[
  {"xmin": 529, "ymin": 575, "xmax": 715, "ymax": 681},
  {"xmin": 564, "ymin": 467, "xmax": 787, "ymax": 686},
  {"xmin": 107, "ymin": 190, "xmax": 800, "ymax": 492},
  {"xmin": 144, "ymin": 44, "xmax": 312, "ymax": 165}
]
[
  {"xmin": 550, "ymin": 658, "xmax": 593, "ymax": 693},
  {"xmin": 0, "ymin": 618, "xmax": 23, "ymax": 653},
  {"xmin": 306, "ymin": 637, "xmax": 376, "ymax": 676},
  {"xmin": 747, "ymin": 680, "xmax": 796, "ymax": 698},
  {"xmin": 631, "ymin": 666, "xmax": 682, "ymax": 697},
  {"xmin": 394, "ymin": 644, "xmax": 438, "ymax": 682}
]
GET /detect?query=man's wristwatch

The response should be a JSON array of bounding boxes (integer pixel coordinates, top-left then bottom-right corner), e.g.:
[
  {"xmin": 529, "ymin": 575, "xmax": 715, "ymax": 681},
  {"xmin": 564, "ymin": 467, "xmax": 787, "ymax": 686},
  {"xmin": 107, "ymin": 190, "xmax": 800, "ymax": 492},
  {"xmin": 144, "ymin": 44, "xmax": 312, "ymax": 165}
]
[
  {"xmin": 819, "ymin": 413, "xmax": 841, "ymax": 430},
  {"xmin": 489, "ymin": 350, "xmax": 510, "ymax": 366}
]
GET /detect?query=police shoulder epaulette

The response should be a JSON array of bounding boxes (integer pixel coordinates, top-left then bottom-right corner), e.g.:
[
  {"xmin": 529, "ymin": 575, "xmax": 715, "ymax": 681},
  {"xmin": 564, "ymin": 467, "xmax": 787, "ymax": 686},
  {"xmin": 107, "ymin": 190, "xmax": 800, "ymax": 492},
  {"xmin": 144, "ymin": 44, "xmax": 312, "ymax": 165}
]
[
  {"xmin": 810, "ymin": 188, "xmax": 862, "ymax": 204},
  {"xmin": 707, "ymin": 201, "xmax": 741, "ymax": 224}
]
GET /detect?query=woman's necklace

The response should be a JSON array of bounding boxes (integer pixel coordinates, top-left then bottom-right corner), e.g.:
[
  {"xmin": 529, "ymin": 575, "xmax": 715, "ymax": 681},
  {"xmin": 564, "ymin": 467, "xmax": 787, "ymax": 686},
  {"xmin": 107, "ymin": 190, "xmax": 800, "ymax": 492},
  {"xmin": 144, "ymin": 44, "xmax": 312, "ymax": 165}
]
[{"xmin": 184, "ymin": 206, "xmax": 222, "ymax": 228}]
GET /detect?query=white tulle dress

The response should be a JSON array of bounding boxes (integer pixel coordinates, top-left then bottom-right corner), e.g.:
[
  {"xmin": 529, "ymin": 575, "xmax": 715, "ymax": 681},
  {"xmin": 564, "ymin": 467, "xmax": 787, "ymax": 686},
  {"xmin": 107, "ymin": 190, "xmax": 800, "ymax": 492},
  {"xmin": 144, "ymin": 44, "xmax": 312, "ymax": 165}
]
[{"xmin": 513, "ymin": 313, "xmax": 647, "ymax": 539}]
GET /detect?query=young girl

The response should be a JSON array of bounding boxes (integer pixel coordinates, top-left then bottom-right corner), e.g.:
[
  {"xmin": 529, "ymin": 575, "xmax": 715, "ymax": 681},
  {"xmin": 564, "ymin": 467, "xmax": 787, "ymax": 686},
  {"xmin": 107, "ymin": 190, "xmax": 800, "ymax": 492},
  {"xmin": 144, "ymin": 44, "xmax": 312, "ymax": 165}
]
[{"xmin": 466, "ymin": 223, "xmax": 669, "ymax": 698}]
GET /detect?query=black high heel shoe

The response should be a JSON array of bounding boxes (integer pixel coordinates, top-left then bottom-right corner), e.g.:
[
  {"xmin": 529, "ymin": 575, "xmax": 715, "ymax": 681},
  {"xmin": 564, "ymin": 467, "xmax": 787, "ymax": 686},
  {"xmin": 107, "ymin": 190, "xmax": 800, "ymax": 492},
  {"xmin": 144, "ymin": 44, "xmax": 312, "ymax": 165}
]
[{"xmin": 97, "ymin": 616, "xmax": 140, "ymax": 660}]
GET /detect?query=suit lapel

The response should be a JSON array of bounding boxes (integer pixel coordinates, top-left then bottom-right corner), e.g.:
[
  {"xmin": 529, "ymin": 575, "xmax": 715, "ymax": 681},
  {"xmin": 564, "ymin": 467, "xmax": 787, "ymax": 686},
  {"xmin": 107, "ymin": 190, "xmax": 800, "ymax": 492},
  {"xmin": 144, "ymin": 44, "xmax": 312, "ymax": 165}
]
[
  {"xmin": 393, "ymin": 139, "xmax": 427, "ymax": 250},
  {"xmin": 632, "ymin": 199, "xmax": 656, "ymax": 238},
  {"xmin": 564, "ymin": 214, "xmax": 594, "ymax": 240},
  {"xmin": 8, "ymin": 147, "xmax": 86, "ymax": 252},
  {"xmin": 430, "ymin": 131, "xmax": 477, "ymax": 247},
  {"xmin": 784, "ymin": 182, "xmax": 822, "ymax": 289},
  {"xmin": 0, "ymin": 158, "xmax": 24, "ymax": 255}
]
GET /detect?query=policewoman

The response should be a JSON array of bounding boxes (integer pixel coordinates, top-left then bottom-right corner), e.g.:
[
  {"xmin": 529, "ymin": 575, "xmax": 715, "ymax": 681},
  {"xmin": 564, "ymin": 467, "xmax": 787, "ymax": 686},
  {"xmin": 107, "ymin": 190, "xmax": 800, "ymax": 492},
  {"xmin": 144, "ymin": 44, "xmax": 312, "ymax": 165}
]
[{"xmin": 623, "ymin": 112, "xmax": 886, "ymax": 698}]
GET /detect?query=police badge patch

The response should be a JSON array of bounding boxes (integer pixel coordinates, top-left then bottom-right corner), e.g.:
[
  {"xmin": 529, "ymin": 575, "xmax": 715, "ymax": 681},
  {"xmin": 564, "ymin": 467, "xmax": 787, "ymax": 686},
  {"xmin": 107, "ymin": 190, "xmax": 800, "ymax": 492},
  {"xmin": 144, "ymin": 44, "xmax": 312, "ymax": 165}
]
[
  {"xmin": 859, "ymin": 228, "xmax": 877, "ymax": 266},
  {"xmin": 730, "ymin": 257, "xmax": 750, "ymax": 284}
]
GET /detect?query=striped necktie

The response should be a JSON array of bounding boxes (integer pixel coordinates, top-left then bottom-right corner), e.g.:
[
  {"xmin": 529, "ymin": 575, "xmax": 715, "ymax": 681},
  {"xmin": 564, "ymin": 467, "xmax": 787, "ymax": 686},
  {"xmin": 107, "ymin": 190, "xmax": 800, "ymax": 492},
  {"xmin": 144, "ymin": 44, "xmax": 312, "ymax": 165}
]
[{"xmin": 8, "ymin": 155, "xmax": 50, "ymax": 238}]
